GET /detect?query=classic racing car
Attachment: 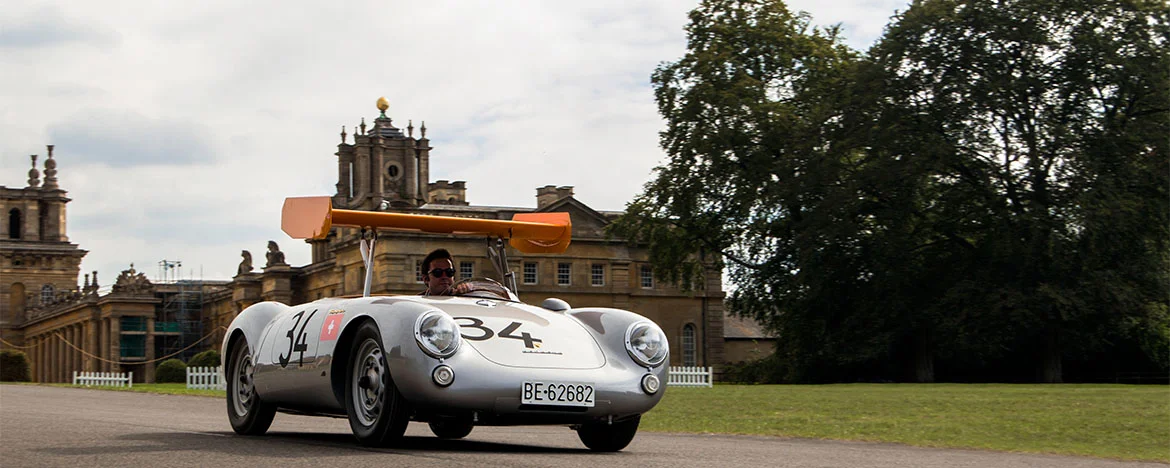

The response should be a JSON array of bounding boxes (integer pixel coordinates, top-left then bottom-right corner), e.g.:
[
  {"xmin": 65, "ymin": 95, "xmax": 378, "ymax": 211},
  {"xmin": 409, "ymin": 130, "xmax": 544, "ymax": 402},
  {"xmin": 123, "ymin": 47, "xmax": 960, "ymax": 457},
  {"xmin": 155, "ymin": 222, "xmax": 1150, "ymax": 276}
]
[{"xmin": 222, "ymin": 196, "xmax": 669, "ymax": 451}]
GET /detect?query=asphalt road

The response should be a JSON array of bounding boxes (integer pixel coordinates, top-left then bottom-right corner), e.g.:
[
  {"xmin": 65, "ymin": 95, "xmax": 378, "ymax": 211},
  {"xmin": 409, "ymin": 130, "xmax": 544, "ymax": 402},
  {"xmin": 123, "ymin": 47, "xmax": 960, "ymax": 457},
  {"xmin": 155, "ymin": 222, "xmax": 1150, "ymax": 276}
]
[{"xmin": 0, "ymin": 385, "xmax": 1159, "ymax": 468}]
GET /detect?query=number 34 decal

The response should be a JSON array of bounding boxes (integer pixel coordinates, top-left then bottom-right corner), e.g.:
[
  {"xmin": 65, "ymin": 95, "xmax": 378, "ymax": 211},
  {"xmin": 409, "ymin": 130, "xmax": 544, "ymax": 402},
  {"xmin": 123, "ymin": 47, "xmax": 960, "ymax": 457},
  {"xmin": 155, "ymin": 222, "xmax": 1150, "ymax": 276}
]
[
  {"xmin": 453, "ymin": 317, "xmax": 543, "ymax": 349},
  {"xmin": 279, "ymin": 309, "xmax": 318, "ymax": 368}
]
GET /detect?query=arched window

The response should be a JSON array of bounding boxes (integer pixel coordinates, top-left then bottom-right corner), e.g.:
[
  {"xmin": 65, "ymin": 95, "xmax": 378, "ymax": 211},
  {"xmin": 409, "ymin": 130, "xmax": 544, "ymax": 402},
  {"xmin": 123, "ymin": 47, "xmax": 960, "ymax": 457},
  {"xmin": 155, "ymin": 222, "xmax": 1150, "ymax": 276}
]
[
  {"xmin": 40, "ymin": 284, "xmax": 54, "ymax": 305},
  {"xmin": 8, "ymin": 208, "xmax": 21, "ymax": 239},
  {"xmin": 682, "ymin": 324, "xmax": 697, "ymax": 367}
]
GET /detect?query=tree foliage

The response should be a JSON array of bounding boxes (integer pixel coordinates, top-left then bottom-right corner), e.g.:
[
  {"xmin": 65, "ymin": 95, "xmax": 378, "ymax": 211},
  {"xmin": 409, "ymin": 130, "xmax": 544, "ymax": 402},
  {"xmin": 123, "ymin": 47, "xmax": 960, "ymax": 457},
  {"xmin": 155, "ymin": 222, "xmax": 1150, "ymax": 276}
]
[
  {"xmin": 613, "ymin": 0, "xmax": 1169, "ymax": 382},
  {"xmin": 188, "ymin": 350, "xmax": 221, "ymax": 368},
  {"xmin": 155, "ymin": 358, "xmax": 187, "ymax": 383},
  {"xmin": 0, "ymin": 350, "xmax": 31, "ymax": 382}
]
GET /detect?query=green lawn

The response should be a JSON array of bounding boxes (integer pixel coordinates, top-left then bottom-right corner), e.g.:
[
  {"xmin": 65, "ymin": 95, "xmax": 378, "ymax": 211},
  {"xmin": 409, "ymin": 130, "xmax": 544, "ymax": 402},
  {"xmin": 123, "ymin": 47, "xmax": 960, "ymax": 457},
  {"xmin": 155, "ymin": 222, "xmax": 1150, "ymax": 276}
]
[
  {"xmin": 6, "ymin": 381, "xmax": 225, "ymax": 398},
  {"xmin": 641, "ymin": 384, "xmax": 1170, "ymax": 462},
  {"xmin": 5, "ymin": 382, "xmax": 1165, "ymax": 462}
]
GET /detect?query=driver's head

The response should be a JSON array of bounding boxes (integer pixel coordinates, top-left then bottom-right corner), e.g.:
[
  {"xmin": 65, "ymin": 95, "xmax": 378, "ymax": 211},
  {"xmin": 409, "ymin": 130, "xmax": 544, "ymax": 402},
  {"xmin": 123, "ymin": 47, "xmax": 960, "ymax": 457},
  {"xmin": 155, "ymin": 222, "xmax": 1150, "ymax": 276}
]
[{"xmin": 422, "ymin": 248, "xmax": 455, "ymax": 296}]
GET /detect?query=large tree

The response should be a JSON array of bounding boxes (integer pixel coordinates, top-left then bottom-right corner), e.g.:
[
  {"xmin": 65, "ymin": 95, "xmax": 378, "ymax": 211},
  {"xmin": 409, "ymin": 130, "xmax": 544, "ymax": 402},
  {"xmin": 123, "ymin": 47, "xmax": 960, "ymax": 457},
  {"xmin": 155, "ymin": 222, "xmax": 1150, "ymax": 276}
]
[
  {"xmin": 614, "ymin": 0, "xmax": 1169, "ymax": 382},
  {"xmin": 871, "ymin": 0, "xmax": 1169, "ymax": 382}
]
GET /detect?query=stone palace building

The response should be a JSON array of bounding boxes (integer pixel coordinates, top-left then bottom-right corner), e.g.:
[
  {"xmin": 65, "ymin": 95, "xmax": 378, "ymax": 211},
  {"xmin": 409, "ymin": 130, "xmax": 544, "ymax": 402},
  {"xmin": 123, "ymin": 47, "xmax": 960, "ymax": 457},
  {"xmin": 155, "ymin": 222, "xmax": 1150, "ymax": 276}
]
[{"xmin": 1, "ymin": 100, "xmax": 773, "ymax": 383}]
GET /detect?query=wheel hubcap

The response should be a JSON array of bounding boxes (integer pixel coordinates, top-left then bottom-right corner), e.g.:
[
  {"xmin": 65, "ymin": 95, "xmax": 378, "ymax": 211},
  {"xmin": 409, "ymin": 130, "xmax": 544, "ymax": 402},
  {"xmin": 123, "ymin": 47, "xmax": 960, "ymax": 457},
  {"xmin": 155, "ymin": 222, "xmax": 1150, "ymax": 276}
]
[
  {"xmin": 232, "ymin": 343, "xmax": 255, "ymax": 417},
  {"xmin": 352, "ymin": 339, "xmax": 385, "ymax": 426}
]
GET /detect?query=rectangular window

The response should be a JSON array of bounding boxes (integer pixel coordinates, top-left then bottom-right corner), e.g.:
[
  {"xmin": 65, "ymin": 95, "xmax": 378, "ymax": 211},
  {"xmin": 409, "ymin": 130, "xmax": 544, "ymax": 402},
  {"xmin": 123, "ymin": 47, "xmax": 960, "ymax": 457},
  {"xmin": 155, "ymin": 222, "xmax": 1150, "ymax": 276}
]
[
  {"xmin": 460, "ymin": 261, "xmax": 474, "ymax": 279},
  {"xmin": 415, "ymin": 260, "xmax": 424, "ymax": 283},
  {"xmin": 640, "ymin": 265, "xmax": 654, "ymax": 289},
  {"xmin": 523, "ymin": 262, "xmax": 538, "ymax": 285},
  {"xmin": 591, "ymin": 264, "xmax": 605, "ymax": 286},
  {"xmin": 557, "ymin": 263, "xmax": 571, "ymax": 285}
]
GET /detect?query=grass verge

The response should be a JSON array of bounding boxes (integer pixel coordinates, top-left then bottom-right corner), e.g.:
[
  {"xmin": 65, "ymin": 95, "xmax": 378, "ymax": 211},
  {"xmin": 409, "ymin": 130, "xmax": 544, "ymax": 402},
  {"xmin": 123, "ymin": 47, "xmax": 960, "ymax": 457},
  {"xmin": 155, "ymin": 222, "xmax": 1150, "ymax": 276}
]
[
  {"xmin": 640, "ymin": 383, "xmax": 1169, "ymax": 463},
  {"xmin": 3, "ymin": 381, "xmax": 225, "ymax": 398}
]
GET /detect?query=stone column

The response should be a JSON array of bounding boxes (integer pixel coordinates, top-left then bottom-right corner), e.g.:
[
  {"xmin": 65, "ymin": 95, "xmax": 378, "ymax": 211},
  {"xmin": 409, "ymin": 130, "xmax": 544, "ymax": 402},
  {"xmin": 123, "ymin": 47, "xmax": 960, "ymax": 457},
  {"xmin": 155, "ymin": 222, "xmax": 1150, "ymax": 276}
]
[
  {"xmin": 68, "ymin": 326, "xmax": 76, "ymax": 379},
  {"xmin": 42, "ymin": 335, "xmax": 49, "ymax": 382},
  {"xmin": 40, "ymin": 335, "xmax": 47, "ymax": 382},
  {"xmin": 99, "ymin": 319, "xmax": 108, "ymax": 372},
  {"xmin": 70, "ymin": 326, "xmax": 77, "ymax": 381},
  {"xmin": 54, "ymin": 331, "xmax": 62, "ymax": 383},
  {"xmin": 37, "ymin": 336, "xmax": 45, "ymax": 382},
  {"xmin": 85, "ymin": 321, "xmax": 95, "ymax": 372},
  {"xmin": 109, "ymin": 317, "xmax": 120, "ymax": 374},
  {"xmin": 43, "ymin": 335, "xmax": 50, "ymax": 382},
  {"xmin": 72, "ymin": 325, "xmax": 80, "ymax": 376},
  {"xmin": 145, "ymin": 317, "xmax": 156, "ymax": 383}
]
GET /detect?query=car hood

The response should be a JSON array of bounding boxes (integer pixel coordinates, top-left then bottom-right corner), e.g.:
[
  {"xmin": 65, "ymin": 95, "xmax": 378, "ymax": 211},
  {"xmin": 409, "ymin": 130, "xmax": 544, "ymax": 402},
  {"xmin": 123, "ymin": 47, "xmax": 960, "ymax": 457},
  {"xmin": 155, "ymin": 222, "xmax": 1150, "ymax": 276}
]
[{"xmin": 420, "ymin": 297, "xmax": 606, "ymax": 370}]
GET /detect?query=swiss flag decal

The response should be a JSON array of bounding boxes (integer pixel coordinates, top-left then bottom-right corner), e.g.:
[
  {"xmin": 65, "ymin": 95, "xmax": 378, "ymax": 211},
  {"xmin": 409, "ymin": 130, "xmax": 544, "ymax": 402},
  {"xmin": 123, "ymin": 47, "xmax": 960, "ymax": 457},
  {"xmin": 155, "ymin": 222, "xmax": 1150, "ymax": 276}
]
[{"xmin": 321, "ymin": 314, "xmax": 343, "ymax": 341}]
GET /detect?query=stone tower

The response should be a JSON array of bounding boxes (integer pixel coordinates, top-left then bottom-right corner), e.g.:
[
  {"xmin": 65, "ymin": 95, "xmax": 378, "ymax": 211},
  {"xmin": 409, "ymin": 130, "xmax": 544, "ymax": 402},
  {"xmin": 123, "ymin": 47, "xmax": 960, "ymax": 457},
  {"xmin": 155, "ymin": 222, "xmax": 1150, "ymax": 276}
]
[
  {"xmin": 1, "ymin": 145, "xmax": 87, "ymax": 345},
  {"xmin": 333, "ymin": 97, "xmax": 433, "ymax": 211}
]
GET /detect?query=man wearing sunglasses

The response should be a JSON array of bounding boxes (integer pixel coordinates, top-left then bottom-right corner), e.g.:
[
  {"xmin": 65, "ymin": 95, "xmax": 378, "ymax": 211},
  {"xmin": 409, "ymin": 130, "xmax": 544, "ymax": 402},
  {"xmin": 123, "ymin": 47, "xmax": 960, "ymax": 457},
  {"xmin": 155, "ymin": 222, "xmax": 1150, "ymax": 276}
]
[{"xmin": 421, "ymin": 248, "xmax": 457, "ymax": 296}]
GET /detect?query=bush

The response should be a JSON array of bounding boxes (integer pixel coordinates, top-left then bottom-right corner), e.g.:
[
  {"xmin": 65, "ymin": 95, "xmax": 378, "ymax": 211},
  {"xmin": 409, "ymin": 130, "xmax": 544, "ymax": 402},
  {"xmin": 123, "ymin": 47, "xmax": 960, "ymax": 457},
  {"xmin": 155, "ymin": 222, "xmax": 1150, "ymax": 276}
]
[
  {"xmin": 155, "ymin": 359, "xmax": 187, "ymax": 383},
  {"xmin": 188, "ymin": 350, "xmax": 221, "ymax": 369},
  {"xmin": 721, "ymin": 353, "xmax": 787, "ymax": 384},
  {"xmin": 0, "ymin": 350, "xmax": 31, "ymax": 382}
]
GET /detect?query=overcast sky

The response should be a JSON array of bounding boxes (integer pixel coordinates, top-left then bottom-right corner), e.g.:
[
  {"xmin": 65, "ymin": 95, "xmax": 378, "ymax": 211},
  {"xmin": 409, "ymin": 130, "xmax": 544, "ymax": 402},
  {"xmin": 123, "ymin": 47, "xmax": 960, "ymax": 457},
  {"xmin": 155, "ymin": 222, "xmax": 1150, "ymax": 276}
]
[{"xmin": 2, "ymin": 0, "xmax": 909, "ymax": 285}]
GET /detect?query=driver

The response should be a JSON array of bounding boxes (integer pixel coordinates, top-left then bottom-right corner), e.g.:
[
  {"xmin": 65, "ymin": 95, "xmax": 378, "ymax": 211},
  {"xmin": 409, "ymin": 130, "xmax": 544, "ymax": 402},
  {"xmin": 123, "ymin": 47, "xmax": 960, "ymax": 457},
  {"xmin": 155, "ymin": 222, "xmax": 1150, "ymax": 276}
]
[{"xmin": 421, "ymin": 248, "xmax": 457, "ymax": 296}]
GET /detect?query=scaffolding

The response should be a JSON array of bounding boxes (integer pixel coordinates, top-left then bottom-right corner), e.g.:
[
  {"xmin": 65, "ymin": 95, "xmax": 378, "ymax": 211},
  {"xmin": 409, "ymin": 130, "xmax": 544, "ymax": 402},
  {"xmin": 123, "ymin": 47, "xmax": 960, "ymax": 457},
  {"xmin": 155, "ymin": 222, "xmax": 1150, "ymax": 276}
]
[{"xmin": 154, "ymin": 259, "xmax": 205, "ymax": 363}]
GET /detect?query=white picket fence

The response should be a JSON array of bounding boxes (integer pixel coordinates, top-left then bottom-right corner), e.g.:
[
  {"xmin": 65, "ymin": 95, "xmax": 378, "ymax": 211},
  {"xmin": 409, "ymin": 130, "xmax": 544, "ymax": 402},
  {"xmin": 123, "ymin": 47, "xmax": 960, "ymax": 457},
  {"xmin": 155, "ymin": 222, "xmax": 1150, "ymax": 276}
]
[
  {"xmin": 73, "ymin": 371, "xmax": 133, "ymax": 388},
  {"xmin": 181, "ymin": 365, "xmax": 709, "ymax": 389},
  {"xmin": 186, "ymin": 366, "xmax": 225, "ymax": 390},
  {"xmin": 668, "ymin": 366, "xmax": 713, "ymax": 387}
]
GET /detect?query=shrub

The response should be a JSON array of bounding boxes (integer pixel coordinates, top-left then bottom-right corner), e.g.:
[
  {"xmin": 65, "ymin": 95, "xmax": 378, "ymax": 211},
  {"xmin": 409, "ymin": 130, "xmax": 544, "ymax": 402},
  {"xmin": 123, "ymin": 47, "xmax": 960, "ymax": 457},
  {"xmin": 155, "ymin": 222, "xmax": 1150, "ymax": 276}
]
[
  {"xmin": 721, "ymin": 353, "xmax": 787, "ymax": 384},
  {"xmin": 188, "ymin": 350, "xmax": 221, "ymax": 369},
  {"xmin": 0, "ymin": 350, "xmax": 31, "ymax": 382},
  {"xmin": 155, "ymin": 358, "xmax": 187, "ymax": 383}
]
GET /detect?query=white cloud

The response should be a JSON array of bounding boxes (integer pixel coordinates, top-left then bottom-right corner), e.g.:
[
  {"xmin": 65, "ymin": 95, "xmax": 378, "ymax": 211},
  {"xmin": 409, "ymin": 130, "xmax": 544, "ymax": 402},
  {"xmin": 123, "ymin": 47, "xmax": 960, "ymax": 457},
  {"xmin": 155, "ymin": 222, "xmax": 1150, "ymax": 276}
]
[{"xmin": 1, "ymin": 0, "xmax": 909, "ymax": 286}]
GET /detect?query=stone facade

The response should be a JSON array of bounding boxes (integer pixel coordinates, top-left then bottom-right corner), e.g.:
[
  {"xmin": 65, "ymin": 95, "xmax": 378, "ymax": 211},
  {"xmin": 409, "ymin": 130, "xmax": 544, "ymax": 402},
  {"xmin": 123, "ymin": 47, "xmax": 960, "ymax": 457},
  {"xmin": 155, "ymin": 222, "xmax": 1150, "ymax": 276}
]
[
  {"xmin": 202, "ymin": 101, "xmax": 727, "ymax": 370},
  {"xmin": 1, "ymin": 147, "xmax": 87, "ymax": 349},
  {"xmin": 1, "ymin": 149, "xmax": 227, "ymax": 383},
  {"xmin": 3, "ymin": 100, "xmax": 746, "ymax": 383}
]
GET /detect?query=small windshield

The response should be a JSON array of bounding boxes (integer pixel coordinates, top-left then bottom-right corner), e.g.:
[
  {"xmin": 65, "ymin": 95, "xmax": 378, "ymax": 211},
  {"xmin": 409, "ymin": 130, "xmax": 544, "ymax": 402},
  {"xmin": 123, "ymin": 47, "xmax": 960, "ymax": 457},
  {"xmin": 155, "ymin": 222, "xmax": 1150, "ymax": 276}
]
[{"xmin": 450, "ymin": 278, "xmax": 519, "ymax": 302}]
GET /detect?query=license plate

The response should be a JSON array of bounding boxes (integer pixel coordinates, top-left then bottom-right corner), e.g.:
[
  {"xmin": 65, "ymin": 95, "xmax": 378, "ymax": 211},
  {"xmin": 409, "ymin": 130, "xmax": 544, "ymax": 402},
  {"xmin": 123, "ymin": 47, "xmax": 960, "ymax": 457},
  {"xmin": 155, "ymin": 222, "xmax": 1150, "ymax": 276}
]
[{"xmin": 521, "ymin": 381, "xmax": 595, "ymax": 407}]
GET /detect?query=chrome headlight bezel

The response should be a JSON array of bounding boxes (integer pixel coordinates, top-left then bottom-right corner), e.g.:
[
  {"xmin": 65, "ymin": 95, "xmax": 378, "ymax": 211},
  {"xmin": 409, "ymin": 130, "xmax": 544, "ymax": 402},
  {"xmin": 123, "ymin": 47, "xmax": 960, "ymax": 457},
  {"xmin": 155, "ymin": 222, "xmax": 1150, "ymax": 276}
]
[
  {"xmin": 414, "ymin": 310, "xmax": 461, "ymax": 358},
  {"xmin": 624, "ymin": 321, "xmax": 668, "ymax": 368}
]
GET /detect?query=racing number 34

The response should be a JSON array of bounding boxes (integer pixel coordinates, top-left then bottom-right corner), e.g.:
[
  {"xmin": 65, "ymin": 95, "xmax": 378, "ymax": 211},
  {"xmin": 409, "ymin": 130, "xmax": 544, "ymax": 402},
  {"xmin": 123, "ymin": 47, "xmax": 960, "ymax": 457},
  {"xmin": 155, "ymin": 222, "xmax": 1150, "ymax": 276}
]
[
  {"xmin": 454, "ymin": 317, "xmax": 543, "ymax": 349},
  {"xmin": 279, "ymin": 309, "xmax": 318, "ymax": 368}
]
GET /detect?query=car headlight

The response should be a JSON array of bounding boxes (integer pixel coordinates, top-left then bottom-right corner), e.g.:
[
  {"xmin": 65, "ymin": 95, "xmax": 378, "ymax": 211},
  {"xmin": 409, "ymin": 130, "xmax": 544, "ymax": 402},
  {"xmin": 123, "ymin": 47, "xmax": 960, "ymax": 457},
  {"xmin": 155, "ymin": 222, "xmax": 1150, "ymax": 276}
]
[
  {"xmin": 625, "ymin": 321, "xmax": 668, "ymax": 367},
  {"xmin": 414, "ymin": 311, "xmax": 461, "ymax": 358}
]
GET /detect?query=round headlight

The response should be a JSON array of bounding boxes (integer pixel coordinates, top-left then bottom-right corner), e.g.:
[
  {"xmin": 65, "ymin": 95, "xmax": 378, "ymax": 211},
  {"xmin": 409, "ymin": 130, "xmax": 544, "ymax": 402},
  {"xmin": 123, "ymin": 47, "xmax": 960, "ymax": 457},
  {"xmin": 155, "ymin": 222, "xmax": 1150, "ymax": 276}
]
[
  {"xmin": 414, "ymin": 311, "xmax": 461, "ymax": 358},
  {"xmin": 625, "ymin": 321, "xmax": 668, "ymax": 367}
]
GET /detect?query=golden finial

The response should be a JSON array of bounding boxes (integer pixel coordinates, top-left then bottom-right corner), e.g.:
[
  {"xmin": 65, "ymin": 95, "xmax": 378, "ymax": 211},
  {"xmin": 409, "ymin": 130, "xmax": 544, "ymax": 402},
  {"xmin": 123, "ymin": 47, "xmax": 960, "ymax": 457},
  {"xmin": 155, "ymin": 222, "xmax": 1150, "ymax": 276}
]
[{"xmin": 376, "ymin": 96, "xmax": 389, "ymax": 113}]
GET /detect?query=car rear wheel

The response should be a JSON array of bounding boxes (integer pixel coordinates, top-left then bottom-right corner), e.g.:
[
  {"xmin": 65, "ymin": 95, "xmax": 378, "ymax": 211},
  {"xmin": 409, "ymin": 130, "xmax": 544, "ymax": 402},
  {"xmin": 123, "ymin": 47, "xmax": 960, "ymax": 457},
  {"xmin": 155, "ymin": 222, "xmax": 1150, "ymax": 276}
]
[
  {"xmin": 226, "ymin": 335, "xmax": 276, "ymax": 435},
  {"xmin": 428, "ymin": 419, "xmax": 474, "ymax": 439},
  {"xmin": 577, "ymin": 415, "xmax": 640, "ymax": 452},
  {"xmin": 345, "ymin": 321, "xmax": 411, "ymax": 446}
]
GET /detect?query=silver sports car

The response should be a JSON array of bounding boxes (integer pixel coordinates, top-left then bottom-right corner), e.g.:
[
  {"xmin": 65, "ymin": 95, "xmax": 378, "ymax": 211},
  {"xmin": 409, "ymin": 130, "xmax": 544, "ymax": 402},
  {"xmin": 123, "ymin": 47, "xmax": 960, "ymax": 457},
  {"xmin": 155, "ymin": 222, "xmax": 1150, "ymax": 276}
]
[{"xmin": 221, "ymin": 196, "xmax": 669, "ymax": 451}]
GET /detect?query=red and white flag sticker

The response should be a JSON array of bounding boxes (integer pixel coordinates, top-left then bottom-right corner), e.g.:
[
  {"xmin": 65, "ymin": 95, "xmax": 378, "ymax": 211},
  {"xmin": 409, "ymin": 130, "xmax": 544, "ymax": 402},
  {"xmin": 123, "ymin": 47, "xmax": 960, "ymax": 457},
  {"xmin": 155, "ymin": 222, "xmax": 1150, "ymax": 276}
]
[{"xmin": 320, "ymin": 313, "xmax": 343, "ymax": 341}]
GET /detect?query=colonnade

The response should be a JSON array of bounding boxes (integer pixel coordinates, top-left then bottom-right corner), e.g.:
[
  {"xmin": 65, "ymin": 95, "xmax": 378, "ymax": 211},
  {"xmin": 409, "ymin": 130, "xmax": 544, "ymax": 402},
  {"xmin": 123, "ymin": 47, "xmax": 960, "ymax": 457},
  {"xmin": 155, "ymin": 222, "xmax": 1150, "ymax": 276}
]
[{"xmin": 26, "ymin": 317, "xmax": 122, "ymax": 383}]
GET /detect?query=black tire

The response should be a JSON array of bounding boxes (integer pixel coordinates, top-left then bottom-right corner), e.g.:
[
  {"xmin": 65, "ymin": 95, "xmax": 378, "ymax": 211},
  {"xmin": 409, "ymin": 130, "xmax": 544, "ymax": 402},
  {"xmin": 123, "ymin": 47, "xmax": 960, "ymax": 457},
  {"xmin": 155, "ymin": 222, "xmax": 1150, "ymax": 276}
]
[
  {"xmin": 345, "ymin": 321, "xmax": 411, "ymax": 447},
  {"xmin": 226, "ymin": 334, "xmax": 276, "ymax": 435},
  {"xmin": 428, "ymin": 419, "xmax": 474, "ymax": 439},
  {"xmin": 577, "ymin": 415, "xmax": 641, "ymax": 452}
]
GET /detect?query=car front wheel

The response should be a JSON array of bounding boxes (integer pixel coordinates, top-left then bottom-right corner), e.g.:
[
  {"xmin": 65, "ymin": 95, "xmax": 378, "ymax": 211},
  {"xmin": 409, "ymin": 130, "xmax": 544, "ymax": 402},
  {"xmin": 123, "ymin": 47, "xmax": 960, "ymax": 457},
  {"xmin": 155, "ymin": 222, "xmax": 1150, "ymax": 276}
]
[
  {"xmin": 577, "ymin": 415, "xmax": 640, "ymax": 452},
  {"xmin": 226, "ymin": 335, "xmax": 276, "ymax": 435},
  {"xmin": 345, "ymin": 321, "xmax": 411, "ymax": 446}
]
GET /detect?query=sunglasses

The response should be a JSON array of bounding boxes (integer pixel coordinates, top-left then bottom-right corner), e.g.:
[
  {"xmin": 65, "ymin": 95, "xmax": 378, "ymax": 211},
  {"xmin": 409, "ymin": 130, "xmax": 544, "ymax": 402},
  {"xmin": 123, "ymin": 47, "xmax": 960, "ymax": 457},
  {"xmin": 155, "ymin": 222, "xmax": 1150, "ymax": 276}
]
[{"xmin": 429, "ymin": 268, "xmax": 456, "ymax": 278}]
